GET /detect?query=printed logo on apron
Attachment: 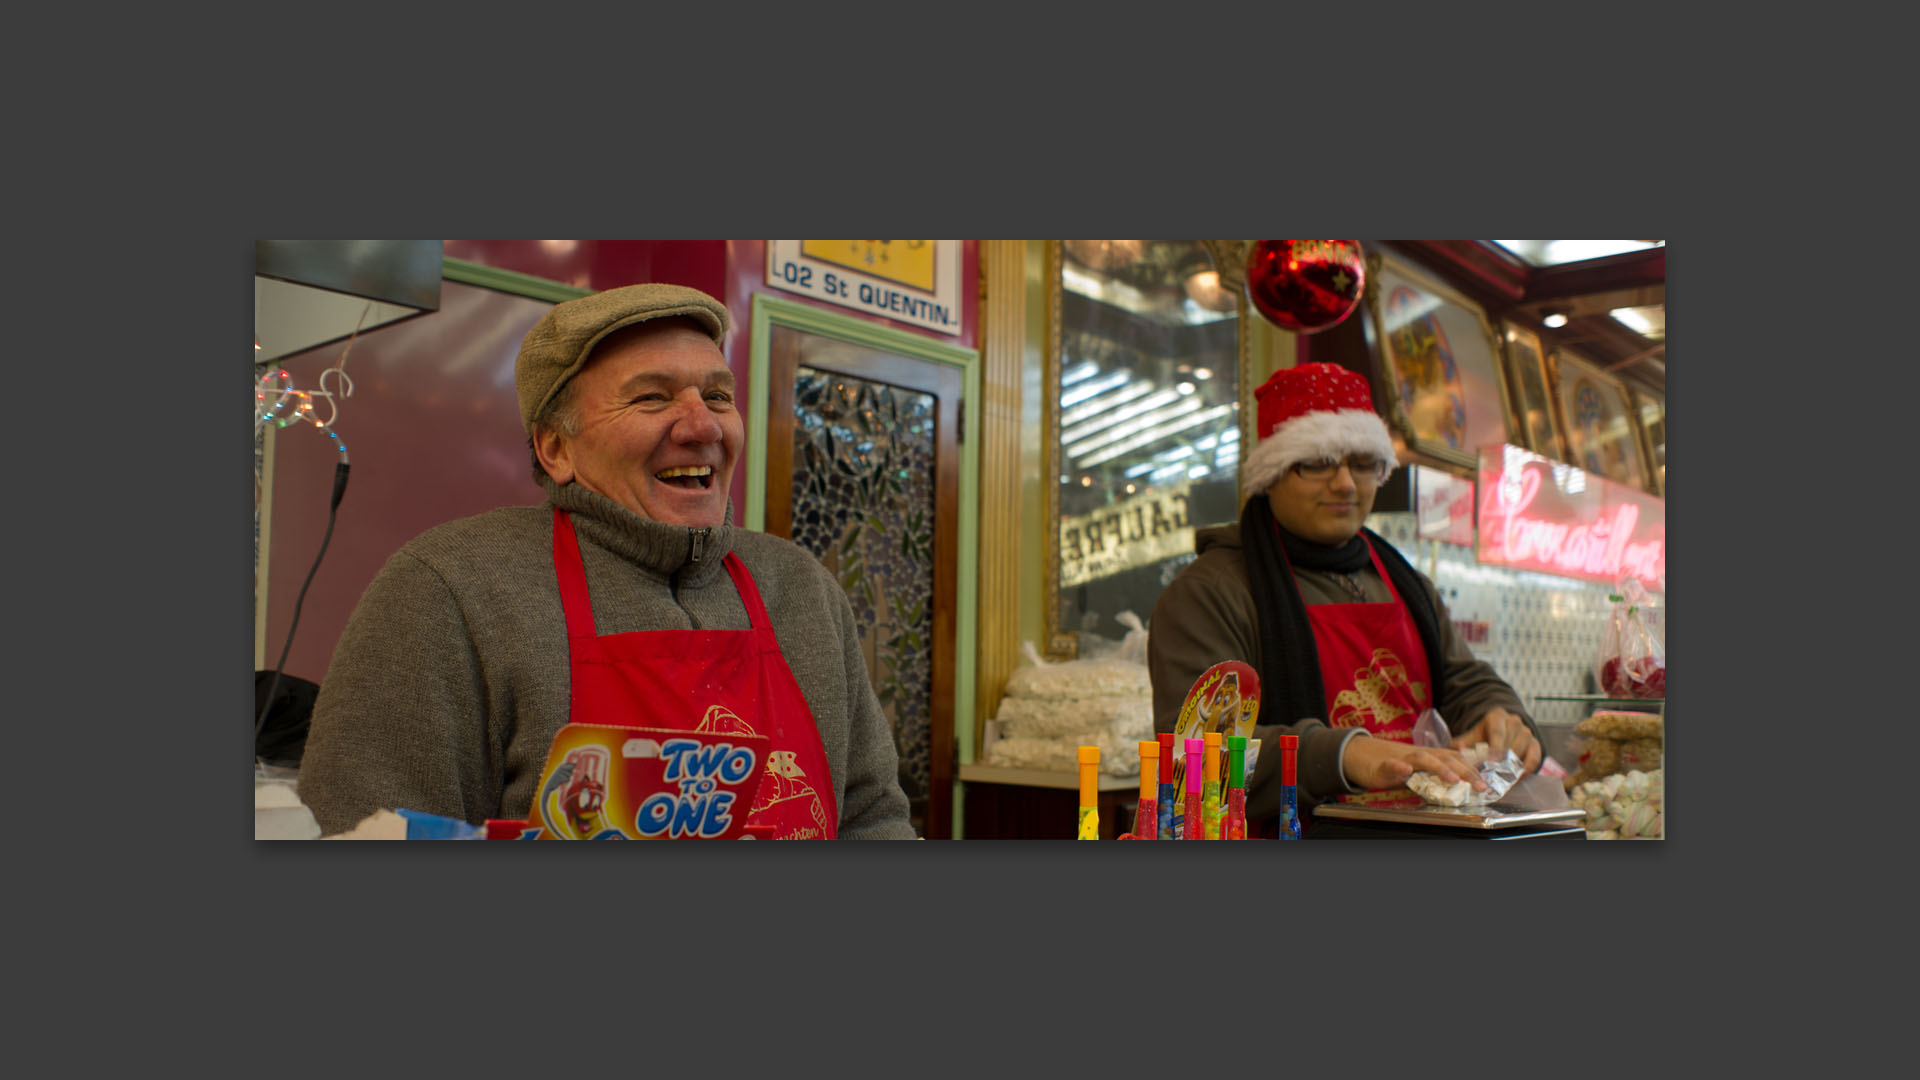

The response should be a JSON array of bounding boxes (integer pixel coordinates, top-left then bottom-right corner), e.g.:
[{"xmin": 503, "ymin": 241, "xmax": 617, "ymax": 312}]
[
  {"xmin": 553, "ymin": 509, "xmax": 838, "ymax": 839},
  {"xmin": 1329, "ymin": 647, "xmax": 1429, "ymax": 734},
  {"xmin": 1285, "ymin": 534, "xmax": 1434, "ymax": 809}
]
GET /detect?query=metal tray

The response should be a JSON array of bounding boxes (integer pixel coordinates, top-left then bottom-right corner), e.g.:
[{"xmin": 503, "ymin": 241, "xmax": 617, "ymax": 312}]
[{"xmin": 1310, "ymin": 801, "xmax": 1588, "ymax": 831}]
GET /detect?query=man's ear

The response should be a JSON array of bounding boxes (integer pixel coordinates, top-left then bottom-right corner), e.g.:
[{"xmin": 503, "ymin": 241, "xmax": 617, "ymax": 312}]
[{"xmin": 533, "ymin": 426, "xmax": 575, "ymax": 485}]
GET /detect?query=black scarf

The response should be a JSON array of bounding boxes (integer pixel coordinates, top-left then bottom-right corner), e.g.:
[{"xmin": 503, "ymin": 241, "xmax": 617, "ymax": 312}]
[{"xmin": 1239, "ymin": 494, "xmax": 1445, "ymax": 729}]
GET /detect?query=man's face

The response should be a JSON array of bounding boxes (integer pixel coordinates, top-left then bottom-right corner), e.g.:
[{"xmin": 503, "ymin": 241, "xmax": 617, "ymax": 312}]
[
  {"xmin": 1265, "ymin": 456, "xmax": 1380, "ymax": 546},
  {"xmin": 536, "ymin": 321, "xmax": 742, "ymax": 528}
]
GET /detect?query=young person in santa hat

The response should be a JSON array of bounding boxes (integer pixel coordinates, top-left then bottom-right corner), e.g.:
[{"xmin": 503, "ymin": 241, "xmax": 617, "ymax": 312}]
[{"xmin": 1147, "ymin": 362, "xmax": 1541, "ymax": 832}]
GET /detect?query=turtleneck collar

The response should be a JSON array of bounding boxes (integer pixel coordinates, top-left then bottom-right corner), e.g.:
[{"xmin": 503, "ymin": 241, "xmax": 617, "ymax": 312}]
[
  {"xmin": 1273, "ymin": 519, "xmax": 1373, "ymax": 573},
  {"xmin": 539, "ymin": 475, "xmax": 737, "ymax": 584}
]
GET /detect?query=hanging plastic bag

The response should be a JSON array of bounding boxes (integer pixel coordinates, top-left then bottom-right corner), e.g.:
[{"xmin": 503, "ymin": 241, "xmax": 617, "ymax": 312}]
[{"xmin": 1594, "ymin": 579, "xmax": 1666, "ymax": 699}]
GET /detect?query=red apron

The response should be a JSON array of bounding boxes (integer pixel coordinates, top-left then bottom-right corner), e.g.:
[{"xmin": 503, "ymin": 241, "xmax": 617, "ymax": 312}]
[
  {"xmin": 553, "ymin": 509, "xmax": 838, "ymax": 839},
  {"xmin": 1284, "ymin": 534, "xmax": 1434, "ymax": 809}
]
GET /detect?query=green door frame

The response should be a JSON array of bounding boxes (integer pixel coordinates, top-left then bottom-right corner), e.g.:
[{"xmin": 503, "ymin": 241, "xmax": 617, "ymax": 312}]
[{"xmin": 745, "ymin": 293, "xmax": 981, "ymax": 836}]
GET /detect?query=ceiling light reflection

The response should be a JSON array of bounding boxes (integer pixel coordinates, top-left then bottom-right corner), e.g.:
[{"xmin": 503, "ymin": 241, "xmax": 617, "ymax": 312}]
[
  {"xmin": 1063, "ymin": 388, "xmax": 1181, "ymax": 446},
  {"xmin": 1061, "ymin": 380, "xmax": 1154, "ymax": 428},
  {"xmin": 1067, "ymin": 397, "xmax": 1204, "ymax": 460},
  {"xmin": 1077, "ymin": 403, "xmax": 1237, "ymax": 467},
  {"xmin": 1061, "ymin": 370, "xmax": 1129, "ymax": 408},
  {"xmin": 1060, "ymin": 361, "xmax": 1100, "ymax": 386}
]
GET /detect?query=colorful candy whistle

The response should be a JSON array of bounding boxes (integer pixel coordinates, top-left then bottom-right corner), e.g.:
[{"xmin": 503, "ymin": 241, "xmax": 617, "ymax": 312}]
[
  {"xmin": 1184, "ymin": 737, "xmax": 1204, "ymax": 841},
  {"xmin": 1156, "ymin": 733, "xmax": 1176, "ymax": 840},
  {"xmin": 1227, "ymin": 735, "xmax": 1248, "ymax": 840},
  {"xmin": 1077, "ymin": 745, "xmax": 1100, "ymax": 840},
  {"xmin": 1133, "ymin": 740, "xmax": 1158, "ymax": 840},
  {"xmin": 1202, "ymin": 731, "xmax": 1224, "ymax": 840},
  {"xmin": 1279, "ymin": 734, "xmax": 1301, "ymax": 840}
]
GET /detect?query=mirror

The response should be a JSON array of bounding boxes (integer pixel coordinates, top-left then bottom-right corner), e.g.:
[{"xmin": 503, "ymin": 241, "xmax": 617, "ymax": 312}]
[{"xmin": 1043, "ymin": 240, "xmax": 1248, "ymax": 658}]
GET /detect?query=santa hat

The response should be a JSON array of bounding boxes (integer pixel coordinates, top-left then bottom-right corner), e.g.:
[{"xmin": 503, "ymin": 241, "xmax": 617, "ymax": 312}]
[{"xmin": 1241, "ymin": 362, "xmax": 1399, "ymax": 495}]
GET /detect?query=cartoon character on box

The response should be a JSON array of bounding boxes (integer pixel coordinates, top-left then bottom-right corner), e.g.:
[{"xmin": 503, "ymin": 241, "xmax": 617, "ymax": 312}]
[
  {"xmin": 541, "ymin": 745, "xmax": 610, "ymax": 840},
  {"xmin": 1169, "ymin": 661, "xmax": 1261, "ymax": 837}
]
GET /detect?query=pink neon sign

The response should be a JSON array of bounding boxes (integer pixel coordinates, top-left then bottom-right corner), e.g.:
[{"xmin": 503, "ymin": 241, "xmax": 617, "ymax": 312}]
[{"xmin": 1475, "ymin": 445, "xmax": 1665, "ymax": 592}]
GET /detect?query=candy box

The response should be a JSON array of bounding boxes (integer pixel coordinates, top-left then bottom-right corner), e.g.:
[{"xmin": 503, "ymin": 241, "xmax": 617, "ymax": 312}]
[{"xmin": 496, "ymin": 724, "xmax": 773, "ymax": 840}]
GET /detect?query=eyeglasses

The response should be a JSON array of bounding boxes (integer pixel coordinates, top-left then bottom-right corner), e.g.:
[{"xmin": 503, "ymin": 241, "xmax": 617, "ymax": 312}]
[{"xmin": 1291, "ymin": 455, "xmax": 1389, "ymax": 482}]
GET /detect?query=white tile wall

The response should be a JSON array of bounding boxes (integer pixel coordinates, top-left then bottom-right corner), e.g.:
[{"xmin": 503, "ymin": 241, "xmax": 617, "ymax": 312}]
[{"xmin": 1367, "ymin": 512, "xmax": 1665, "ymax": 747}]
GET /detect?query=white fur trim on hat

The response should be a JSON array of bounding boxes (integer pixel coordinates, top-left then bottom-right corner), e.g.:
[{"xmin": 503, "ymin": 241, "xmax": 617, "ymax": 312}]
[{"xmin": 1241, "ymin": 409, "xmax": 1398, "ymax": 495}]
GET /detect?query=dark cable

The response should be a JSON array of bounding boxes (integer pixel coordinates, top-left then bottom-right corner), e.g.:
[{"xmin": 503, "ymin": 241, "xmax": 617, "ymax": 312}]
[{"xmin": 256, "ymin": 462, "xmax": 350, "ymax": 749}]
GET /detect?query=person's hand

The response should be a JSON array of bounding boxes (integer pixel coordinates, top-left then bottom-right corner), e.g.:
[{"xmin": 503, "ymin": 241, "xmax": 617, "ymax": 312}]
[
  {"xmin": 1342, "ymin": 735, "xmax": 1486, "ymax": 793},
  {"xmin": 1451, "ymin": 707, "xmax": 1542, "ymax": 776}
]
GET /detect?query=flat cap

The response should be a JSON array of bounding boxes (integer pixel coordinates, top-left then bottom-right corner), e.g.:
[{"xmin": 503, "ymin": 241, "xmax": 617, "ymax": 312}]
[{"xmin": 515, "ymin": 282, "xmax": 731, "ymax": 434}]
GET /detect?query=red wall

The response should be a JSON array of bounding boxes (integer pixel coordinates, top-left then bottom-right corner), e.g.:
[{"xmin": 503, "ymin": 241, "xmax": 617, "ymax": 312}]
[
  {"xmin": 441, "ymin": 240, "xmax": 729, "ymax": 304},
  {"xmin": 263, "ymin": 240, "xmax": 978, "ymax": 685}
]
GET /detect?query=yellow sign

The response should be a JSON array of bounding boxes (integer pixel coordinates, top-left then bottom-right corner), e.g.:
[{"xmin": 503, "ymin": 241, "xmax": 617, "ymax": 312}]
[
  {"xmin": 802, "ymin": 240, "xmax": 936, "ymax": 292},
  {"xmin": 767, "ymin": 241, "xmax": 962, "ymax": 336},
  {"xmin": 1059, "ymin": 482, "xmax": 1194, "ymax": 589}
]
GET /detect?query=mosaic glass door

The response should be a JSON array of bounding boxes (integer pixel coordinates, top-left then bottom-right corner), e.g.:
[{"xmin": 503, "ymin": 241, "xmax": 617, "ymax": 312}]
[{"xmin": 765, "ymin": 325, "xmax": 960, "ymax": 839}]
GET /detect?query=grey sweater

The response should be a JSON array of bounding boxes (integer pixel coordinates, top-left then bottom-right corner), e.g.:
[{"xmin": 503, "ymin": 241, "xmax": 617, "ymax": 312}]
[
  {"xmin": 297, "ymin": 478, "xmax": 917, "ymax": 839},
  {"xmin": 1147, "ymin": 523, "xmax": 1534, "ymax": 822}
]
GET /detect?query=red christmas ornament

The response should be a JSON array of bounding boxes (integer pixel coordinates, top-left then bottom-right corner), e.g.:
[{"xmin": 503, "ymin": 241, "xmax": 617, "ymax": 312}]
[{"xmin": 1243, "ymin": 240, "xmax": 1366, "ymax": 334}]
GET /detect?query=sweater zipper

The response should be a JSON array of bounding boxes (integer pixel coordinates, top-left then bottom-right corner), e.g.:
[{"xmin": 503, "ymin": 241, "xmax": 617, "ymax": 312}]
[{"xmin": 674, "ymin": 527, "xmax": 714, "ymax": 626}]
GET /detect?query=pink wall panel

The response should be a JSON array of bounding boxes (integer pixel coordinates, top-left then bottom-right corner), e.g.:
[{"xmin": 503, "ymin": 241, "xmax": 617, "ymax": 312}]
[{"xmin": 263, "ymin": 281, "xmax": 555, "ymax": 683}]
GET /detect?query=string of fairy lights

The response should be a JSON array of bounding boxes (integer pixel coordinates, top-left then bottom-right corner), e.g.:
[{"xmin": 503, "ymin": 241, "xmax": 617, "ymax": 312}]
[
  {"xmin": 254, "ymin": 302, "xmax": 370, "ymax": 462},
  {"xmin": 255, "ymin": 361, "xmax": 351, "ymax": 461}
]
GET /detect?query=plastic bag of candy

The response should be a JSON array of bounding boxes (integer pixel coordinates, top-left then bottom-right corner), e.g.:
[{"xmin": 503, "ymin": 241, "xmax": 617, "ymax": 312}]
[
  {"xmin": 1594, "ymin": 579, "xmax": 1665, "ymax": 699},
  {"xmin": 1405, "ymin": 708, "xmax": 1524, "ymax": 806}
]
